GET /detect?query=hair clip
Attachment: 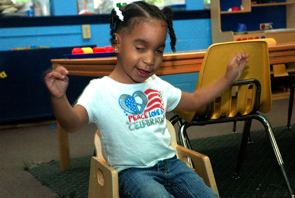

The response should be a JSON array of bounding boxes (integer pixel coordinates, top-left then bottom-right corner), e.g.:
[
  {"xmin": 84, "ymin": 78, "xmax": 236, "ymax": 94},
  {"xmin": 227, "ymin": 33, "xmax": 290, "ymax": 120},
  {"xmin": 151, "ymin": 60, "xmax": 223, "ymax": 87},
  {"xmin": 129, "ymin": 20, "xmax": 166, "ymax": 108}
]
[{"xmin": 114, "ymin": 7, "xmax": 124, "ymax": 22}]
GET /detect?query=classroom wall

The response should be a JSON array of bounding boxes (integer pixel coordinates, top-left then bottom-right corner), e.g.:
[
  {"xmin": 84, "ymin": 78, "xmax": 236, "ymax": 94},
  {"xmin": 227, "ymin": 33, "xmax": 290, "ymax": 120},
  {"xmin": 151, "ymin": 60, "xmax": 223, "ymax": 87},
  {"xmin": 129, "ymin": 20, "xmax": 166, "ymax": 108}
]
[
  {"xmin": 0, "ymin": 0, "xmax": 212, "ymax": 52},
  {"xmin": 0, "ymin": 0, "xmax": 209, "ymax": 123}
]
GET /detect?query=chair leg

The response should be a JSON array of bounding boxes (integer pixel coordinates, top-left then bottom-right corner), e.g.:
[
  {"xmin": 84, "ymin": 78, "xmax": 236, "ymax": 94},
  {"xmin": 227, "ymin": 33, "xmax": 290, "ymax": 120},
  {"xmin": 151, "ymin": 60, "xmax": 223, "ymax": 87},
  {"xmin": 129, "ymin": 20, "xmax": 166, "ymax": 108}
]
[
  {"xmin": 233, "ymin": 121, "xmax": 254, "ymax": 143},
  {"xmin": 170, "ymin": 114, "xmax": 183, "ymax": 126},
  {"xmin": 247, "ymin": 131, "xmax": 254, "ymax": 144},
  {"xmin": 179, "ymin": 124, "xmax": 194, "ymax": 168},
  {"xmin": 233, "ymin": 121, "xmax": 237, "ymax": 133},
  {"xmin": 179, "ymin": 124, "xmax": 193, "ymax": 150},
  {"xmin": 233, "ymin": 119, "xmax": 252, "ymax": 179},
  {"xmin": 287, "ymin": 84, "xmax": 294, "ymax": 129},
  {"xmin": 254, "ymin": 114, "xmax": 294, "ymax": 197}
]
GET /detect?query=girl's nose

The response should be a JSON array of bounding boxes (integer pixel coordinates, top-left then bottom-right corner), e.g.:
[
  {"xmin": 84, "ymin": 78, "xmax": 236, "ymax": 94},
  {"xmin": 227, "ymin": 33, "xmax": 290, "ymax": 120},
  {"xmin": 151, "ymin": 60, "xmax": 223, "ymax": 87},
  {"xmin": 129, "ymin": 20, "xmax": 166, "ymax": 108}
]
[{"xmin": 142, "ymin": 52, "xmax": 155, "ymax": 66}]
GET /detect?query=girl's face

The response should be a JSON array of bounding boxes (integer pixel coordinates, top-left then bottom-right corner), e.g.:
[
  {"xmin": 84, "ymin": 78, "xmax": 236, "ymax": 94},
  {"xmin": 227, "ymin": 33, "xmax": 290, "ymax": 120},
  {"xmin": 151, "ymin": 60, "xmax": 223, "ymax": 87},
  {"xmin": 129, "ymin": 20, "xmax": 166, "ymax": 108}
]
[{"xmin": 110, "ymin": 20, "xmax": 167, "ymax": 84}]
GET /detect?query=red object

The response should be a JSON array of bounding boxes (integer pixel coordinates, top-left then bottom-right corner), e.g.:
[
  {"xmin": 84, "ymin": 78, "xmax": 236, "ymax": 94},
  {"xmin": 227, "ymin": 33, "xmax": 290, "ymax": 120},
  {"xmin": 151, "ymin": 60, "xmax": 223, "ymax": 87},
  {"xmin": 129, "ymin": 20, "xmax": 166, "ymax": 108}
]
[
  {"xmin": 93, "ymin": 47, "xmax": 106, "ymax": 53},
  {"xmin": 232, "ymin": 7, "xmax": 240, "ymax": 11},
  {"xmin": 242, "ymin": 38, "xmax": 247, "ymax": 40},
  {"xmin": 261, "ymin": 24, "xmax": 266, "ymax": 30},
  {"xmin": 255, "ymin": 37, "xmax": 260, "ymax": 39},
  {"xmin": 236, "ymin": 38, "xmax": 241, "ymax": 41},
  {"xmin": 104, "ymin": 46, "xmax": 114, "ymax": 52},
  {"xmin": 248, "ymin": 37, "xmax": 253, "ymax": 40},
  {"xmin": 72, "ymin": 48, "xmax": 84, "ymax": 54}
]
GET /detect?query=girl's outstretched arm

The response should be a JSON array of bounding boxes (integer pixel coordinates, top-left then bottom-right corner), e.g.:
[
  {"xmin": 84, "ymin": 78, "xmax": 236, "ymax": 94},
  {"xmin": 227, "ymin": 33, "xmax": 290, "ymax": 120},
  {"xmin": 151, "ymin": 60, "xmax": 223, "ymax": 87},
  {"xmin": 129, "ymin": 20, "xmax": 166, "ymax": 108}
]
[
  {"xmin": 175, "ymin": 54, "xmax": 249, "ymax": 112},
  {"xmin": 45, "ymin": 66, "xmax": 88, "ymax": 133}
]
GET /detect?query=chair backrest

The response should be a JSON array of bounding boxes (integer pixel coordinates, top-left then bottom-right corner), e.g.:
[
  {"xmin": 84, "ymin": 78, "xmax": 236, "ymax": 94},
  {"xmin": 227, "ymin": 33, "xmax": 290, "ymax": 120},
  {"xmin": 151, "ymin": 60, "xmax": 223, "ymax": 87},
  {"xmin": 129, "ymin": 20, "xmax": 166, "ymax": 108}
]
[
  {"xmin": 258, "ymin": 38, "xmax": 276, "ymax": 46},
  {"xmin": 94, "ymin": 129, "xmax": 108, "ymax": 162},
  {"xmin": 175, "ymin": 40, "xmax": 272, "ymax": 122},
  {"xmin": 94, "ymin": 119, "xmax": 178, "ymax": 162}
]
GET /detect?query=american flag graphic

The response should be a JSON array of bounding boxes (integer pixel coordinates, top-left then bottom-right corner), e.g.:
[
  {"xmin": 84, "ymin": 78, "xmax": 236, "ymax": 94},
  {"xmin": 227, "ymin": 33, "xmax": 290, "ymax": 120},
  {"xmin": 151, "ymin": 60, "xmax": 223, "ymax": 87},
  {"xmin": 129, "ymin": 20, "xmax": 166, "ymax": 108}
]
[{"xmin": 144, "ymin": 89, "xmax": 164, "ymax": 113}]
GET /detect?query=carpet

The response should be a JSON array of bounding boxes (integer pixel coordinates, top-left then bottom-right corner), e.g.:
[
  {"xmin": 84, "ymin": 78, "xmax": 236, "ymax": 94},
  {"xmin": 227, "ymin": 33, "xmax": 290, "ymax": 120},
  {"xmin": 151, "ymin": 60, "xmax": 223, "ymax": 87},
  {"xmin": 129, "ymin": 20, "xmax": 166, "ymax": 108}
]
[{"xmin": 27, "ymin": 125, "xmax": 295, "ymax": 198}]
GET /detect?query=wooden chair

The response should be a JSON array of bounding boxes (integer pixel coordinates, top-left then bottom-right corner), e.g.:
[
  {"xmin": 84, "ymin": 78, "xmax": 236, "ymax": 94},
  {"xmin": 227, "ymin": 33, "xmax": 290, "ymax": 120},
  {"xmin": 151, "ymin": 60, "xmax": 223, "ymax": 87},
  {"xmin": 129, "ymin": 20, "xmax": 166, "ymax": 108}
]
[
  {"xmin": 171, "ymin": 40, "xmax": 294, "ymax": 197},
  {"xmin": 88, "ymin": 119, "xmax": 219, "ymax": 198}
]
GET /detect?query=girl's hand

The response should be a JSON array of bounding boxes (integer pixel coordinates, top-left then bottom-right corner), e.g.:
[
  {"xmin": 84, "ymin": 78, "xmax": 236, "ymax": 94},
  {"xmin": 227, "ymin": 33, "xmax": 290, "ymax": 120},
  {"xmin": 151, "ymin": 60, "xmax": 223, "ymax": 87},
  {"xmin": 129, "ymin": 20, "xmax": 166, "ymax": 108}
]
[
  {"xmin": 225, "ymin": 54, "xmax": 249, "ymax": 84},
  {"xmin": 44, "ymin": 66, "xmax": 69, "ymax": 99}
]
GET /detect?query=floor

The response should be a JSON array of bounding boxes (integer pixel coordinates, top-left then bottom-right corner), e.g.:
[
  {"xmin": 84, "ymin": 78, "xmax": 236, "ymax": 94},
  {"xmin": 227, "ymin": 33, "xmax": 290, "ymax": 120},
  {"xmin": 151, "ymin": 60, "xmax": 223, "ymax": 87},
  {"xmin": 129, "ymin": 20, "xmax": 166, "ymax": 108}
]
[{"xmin": 0, "ymin": 98, "xmax": 293, "ymax": 198}]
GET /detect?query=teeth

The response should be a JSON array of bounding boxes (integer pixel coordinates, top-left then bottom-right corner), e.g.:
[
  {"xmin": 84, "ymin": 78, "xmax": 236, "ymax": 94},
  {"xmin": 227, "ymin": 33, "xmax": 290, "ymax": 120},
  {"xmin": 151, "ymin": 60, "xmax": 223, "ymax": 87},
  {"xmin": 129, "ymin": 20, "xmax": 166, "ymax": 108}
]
[{"xmin": 139, "ymin": 69, "xmax": 148, "ymax": 73}]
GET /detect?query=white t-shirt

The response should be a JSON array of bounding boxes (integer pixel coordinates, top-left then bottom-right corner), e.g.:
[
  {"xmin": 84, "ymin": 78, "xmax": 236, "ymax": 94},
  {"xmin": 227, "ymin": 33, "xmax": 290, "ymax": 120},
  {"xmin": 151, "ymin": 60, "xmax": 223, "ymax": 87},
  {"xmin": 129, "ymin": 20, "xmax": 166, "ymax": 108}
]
[{"xmin": 76, "ymin": 75, "xmax": 182, "ymax": 172}]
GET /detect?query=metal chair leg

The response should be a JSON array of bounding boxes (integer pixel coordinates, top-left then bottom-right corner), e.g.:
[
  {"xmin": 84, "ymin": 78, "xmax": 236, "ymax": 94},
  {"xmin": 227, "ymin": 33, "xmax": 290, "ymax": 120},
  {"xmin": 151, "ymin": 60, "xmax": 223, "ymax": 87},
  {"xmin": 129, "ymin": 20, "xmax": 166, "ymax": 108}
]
[
  {"xmin": 179, "ymin": 124, "xmax": 192, "ymax": 150},
  {"xmin": 255, "ymin": 114, "xmax": 294, "ymax": 197},
  {"xmin": 233, "ymin": 121, "xmax": 237, "ymax": 133},
  {"xmin": 179, "ymin": 124, "xmax": 194, "ymax": 168},
  {"xmin": 287, "ymin": 84, "xmax": 294, "ymax": 129},
  {"xmin": 170, "ymin": 114, "xmax": 183, "ymax": 126},
  {"xmin": 247, "ymin": 131, "xmax": 254, "ymax": 144},
  {"xmin": 233, "ymin": 119, "xmax": 252, "ymax": 179}
]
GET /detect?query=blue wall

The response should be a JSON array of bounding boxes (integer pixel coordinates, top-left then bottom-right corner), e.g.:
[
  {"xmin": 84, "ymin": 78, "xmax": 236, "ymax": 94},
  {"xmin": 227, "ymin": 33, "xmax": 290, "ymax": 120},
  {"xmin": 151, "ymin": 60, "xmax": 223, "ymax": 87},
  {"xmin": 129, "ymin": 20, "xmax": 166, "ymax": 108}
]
[
  {"xmin": 0, "ymin": 0, "xmax": 212, "ymax": 53},
  {"xmin": 0, "ymin": 0, "xmax": 209, "ymax": 94}
]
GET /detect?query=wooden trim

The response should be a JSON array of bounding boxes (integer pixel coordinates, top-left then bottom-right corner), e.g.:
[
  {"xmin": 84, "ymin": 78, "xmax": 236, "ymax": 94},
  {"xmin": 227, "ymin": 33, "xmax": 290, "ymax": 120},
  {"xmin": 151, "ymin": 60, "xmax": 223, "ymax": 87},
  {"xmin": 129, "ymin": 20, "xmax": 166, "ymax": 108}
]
[{"xmin": 252, "ymin": 2, "xmax": 295, "ymax": 7}]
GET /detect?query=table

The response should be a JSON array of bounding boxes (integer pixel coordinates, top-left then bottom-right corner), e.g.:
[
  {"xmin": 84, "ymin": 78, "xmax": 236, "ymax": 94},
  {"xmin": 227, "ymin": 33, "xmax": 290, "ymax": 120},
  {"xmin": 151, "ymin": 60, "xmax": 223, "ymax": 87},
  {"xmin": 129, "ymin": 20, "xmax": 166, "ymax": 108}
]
[
  {"xmin": 52, "ymin": 50, "xmax": 206, "ymax": 77},
  {"xmin": 51, "ymin": 42, "xmax": 295, "ymax": 170}
]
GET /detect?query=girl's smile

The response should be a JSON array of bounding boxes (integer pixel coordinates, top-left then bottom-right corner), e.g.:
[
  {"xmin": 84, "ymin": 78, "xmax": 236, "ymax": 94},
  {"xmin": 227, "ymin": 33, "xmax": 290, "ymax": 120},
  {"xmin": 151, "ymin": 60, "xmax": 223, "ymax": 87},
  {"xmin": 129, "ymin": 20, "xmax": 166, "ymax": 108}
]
[{"xmin": 136, "ymin": 67, "xmax": 150, "ymax": 77}]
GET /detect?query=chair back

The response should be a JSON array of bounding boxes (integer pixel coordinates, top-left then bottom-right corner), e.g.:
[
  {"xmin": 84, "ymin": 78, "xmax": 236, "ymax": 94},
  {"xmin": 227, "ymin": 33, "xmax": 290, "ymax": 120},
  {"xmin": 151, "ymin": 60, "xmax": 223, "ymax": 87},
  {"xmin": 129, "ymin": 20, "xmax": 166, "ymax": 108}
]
[
  {"xmin": 175, "ymin": 40, "xmax": 272, "ymax": 122},
  {"xmin": 94, "ymin": 130, "xmax": 108, "ymax": 162},
  {"xmin": 258, "ymin": 38, "xmax": 276, "ymax": 46}
]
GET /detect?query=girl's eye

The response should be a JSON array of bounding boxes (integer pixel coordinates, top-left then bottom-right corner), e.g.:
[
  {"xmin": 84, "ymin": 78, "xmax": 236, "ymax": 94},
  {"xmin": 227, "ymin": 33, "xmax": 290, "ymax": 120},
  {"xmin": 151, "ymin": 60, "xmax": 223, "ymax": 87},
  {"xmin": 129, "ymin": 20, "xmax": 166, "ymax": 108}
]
[
  {"xmin": 136, "ymin": 47, "xmax": 145, "ymax": 51},
  {"xmin": 156, "ymin": 49, "xmax": 163, "ymax": 54}
]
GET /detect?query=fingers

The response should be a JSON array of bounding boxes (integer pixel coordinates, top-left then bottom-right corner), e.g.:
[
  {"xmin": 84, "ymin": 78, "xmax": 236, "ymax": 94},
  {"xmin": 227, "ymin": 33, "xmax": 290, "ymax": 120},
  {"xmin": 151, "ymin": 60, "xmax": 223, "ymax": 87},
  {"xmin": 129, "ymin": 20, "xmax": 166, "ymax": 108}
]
[
  {"xmin": 235, "ymin": 54, "xmax": 249, "ymax": 62},
  {"xmin": 45, "ymin": 66, "xmax": 69, "ymax": 81},
  {"xmin": 44, "ymin": 66, "xmax": 69, "ymax": 98},
  {"xmin": 234, "ymin": 54, "xmax": 249, "ymax": 69}
]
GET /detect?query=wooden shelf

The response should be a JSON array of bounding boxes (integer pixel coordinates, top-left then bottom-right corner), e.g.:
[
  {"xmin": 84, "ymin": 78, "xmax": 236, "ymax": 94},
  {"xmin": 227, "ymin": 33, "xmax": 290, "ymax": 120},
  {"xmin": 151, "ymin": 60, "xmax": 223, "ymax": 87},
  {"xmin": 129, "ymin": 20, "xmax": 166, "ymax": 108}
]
[
  {"xmin": 220, "ymin": 10, "xmax": 251, "ymax": 14},
  {"xmin": 252, "ymin": 2, "xmax": 295, "ymax": 7},
  {"xmin": 210, "ymin": 0, "xmax": 295, "ymax": 44}
]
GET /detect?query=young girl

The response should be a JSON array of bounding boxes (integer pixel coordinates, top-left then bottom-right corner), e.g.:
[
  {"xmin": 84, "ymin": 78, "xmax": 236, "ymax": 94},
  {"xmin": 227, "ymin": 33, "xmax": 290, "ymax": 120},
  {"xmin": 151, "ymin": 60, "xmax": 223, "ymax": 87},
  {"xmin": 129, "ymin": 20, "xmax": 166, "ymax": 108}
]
[{"xmin": 45, "ymin": 1, "xmax": 248, "ymax": 197}]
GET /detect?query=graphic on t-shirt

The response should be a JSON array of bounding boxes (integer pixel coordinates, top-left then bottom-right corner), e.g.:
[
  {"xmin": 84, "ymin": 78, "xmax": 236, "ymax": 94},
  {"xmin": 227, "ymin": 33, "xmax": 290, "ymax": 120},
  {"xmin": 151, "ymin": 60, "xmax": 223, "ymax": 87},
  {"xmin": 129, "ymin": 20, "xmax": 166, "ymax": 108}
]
[
  {"xmin": 119, "ymin": 91, "xmax": 148, "ymax": 115},
  {"xmin": 119, "ymin": 89, "xmax": 165, "ymax": 131}
]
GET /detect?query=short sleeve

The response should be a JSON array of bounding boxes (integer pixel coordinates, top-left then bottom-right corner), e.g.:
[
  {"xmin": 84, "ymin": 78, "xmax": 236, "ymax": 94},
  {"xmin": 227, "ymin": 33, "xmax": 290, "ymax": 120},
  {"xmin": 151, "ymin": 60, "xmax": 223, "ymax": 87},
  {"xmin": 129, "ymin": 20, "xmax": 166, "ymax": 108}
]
[{"xmin": 159, "ymin": 78, "xmax": 182, "ymax": 112}]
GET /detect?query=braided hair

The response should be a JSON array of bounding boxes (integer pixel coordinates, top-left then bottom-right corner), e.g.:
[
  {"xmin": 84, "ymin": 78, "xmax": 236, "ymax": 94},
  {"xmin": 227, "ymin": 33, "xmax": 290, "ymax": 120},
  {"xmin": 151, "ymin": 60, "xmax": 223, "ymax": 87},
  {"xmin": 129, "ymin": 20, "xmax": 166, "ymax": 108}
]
[{"xmin": 110, "ymin": 1, "xmax": 177, "ymax": 52}]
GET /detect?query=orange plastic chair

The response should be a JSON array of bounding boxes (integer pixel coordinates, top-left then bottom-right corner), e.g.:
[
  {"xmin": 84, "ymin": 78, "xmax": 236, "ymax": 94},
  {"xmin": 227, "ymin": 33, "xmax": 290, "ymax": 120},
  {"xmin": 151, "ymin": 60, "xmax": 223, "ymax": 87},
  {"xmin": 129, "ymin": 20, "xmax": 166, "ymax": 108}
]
[
  {"xmin": 88, "ymin": 119, "xmax": 219, "ymax": 198},
  {"xmin": 171, "ymin": 40, "xmax": 294, "ymax": 196}
]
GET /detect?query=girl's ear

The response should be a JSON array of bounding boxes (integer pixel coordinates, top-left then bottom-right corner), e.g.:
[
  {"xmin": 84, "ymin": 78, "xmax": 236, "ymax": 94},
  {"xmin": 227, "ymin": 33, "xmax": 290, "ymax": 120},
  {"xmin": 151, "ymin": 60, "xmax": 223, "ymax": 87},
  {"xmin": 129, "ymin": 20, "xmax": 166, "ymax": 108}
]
[{"xmin": 112, "ymin": 33, "xmax": 121, "ymax": 53}]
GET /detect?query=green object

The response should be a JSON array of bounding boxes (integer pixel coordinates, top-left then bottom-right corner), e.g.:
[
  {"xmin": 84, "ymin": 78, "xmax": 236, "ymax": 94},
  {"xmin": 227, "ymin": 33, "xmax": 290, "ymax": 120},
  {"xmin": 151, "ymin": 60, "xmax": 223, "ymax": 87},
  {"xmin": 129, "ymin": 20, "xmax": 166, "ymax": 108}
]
[{"xmin": 116, "ymin": 2, "xmax": 121, "ymax": 8}]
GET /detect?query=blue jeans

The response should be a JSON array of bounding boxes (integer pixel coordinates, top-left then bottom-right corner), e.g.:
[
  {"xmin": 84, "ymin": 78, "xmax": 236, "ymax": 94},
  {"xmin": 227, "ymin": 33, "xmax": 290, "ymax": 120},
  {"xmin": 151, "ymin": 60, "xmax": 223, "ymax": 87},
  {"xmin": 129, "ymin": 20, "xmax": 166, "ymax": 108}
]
[{"xmin": 118, "ymin": 156, "xmax": 219, "ymax": 198}]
